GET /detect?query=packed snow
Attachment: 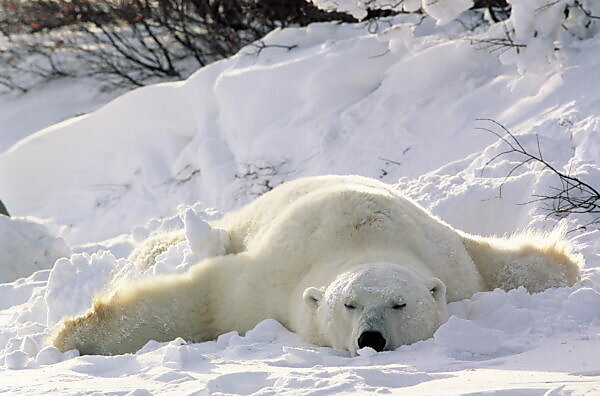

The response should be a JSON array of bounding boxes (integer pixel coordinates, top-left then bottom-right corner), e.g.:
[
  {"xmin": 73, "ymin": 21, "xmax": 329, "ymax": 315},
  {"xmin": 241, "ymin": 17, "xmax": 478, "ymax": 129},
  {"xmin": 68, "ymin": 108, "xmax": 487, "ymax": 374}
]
[{"xmin": 1, "ymin": 4, "xmax": 600, "ymax": 395}]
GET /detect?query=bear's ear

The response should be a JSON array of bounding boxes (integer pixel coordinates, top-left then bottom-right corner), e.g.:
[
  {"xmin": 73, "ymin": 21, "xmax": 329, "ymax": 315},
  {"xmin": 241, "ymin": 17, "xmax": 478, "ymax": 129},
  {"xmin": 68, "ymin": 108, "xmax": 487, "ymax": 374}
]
[
  {"xmin": 303, "ymin": 287, "xmax": 324, "ymax": 310},
  {"xmin": 428, "ymin": 278, "xmax": 447, "ymax": 303}
]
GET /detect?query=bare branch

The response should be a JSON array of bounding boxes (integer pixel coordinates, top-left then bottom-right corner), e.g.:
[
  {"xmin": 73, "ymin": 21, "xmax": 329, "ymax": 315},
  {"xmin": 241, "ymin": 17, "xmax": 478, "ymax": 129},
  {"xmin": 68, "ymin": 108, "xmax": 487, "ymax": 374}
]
[
  {"xmin": 0, "ymin": 0, "xmax": 351, "ymax": 91},
  {"xmin": 478, "ymin": 119, "xmax": 600, "ymax": 225}
]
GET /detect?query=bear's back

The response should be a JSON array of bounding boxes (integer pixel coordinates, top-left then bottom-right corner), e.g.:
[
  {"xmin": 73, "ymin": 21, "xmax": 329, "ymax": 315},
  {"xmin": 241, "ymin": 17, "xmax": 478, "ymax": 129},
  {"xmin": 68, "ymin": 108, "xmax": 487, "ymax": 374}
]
[
  {"xmin": 219, "ymin": 175, "xmax": 484, "ymax": 302},
  {"xmin": 217, "ymin": 175, "xmax": 393, "ymax": 253}
]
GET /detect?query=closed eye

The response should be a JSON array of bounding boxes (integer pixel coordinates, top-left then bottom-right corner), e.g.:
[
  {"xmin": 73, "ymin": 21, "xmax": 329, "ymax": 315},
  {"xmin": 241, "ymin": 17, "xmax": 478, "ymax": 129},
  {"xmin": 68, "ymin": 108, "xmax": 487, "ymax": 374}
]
[
  {"xmin": 392, "ymin": 303, "xmax": 407, "ymax": 310},
  {"xmin": 344, "ymin": 303, "xmax": 356, "ymax": 310}
]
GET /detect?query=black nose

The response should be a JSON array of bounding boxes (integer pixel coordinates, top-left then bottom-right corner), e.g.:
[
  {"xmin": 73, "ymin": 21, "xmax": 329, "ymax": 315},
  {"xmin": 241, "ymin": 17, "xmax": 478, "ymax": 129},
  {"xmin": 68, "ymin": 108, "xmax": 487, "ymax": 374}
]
[{"xmin": 357, "ymin": 331, "xmax": 386, "ymax": 352}]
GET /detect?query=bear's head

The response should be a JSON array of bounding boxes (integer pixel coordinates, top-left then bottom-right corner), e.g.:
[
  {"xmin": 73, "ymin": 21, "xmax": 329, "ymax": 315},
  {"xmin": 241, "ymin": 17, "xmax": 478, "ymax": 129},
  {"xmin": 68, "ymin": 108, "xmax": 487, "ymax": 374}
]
[{"xmin": 303, "ymin": 263, "xmax": 448, "ymax": 355}]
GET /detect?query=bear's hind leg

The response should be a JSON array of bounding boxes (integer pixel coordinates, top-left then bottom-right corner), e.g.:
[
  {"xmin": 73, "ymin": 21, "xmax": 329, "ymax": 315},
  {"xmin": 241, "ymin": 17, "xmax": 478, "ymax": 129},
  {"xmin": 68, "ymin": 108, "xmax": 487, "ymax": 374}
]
[{"xmin": 460, "ymin": 229, "xmax": 582, "ymax": 293}]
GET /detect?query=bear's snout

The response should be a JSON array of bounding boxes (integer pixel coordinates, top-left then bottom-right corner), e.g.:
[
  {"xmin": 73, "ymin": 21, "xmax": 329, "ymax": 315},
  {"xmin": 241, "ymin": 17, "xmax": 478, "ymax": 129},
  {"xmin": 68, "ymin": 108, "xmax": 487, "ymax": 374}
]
[{"xmin": 357, "ymin": 330, "xmax": 386, "ymax": 352}]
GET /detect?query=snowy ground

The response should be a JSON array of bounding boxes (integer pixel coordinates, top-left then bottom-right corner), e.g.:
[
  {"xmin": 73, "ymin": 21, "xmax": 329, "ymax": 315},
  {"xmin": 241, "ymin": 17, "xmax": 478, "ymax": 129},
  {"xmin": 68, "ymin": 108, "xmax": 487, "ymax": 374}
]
[{"xmin": 1, "ymin": 9, "xmax": 600, "ymax": 395}]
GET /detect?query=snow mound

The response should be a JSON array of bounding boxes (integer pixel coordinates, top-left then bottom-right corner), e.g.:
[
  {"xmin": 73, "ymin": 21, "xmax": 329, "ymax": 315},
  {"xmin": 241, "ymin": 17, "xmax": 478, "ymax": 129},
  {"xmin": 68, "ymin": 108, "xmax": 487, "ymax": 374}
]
[
  {"xmin": 0, "ymin": 216, "xmax": 70, "ymax": 283},
  {"xmin": 45, "ymin": 251, "xmax": 134, "ymax": 326},
  {"xmin": 434, "ymin": 316, "xmax": 505, "ymax": 355}
]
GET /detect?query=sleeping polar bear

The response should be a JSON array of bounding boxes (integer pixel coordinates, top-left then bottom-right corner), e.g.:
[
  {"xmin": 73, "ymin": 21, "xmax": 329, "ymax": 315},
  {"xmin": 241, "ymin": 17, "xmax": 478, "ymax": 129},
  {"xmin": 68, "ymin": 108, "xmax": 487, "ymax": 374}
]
[{"xmin": 52, "ymin": 175, "xmax": 582, "ymax": 355}]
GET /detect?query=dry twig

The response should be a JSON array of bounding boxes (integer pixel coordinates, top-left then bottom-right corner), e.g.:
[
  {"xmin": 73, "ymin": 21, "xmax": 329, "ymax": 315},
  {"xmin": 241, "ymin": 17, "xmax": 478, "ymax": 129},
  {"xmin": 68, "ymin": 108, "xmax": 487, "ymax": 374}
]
[{"xmin": 478, "ymin": 119, "xmax": 600, "ymax": 225}]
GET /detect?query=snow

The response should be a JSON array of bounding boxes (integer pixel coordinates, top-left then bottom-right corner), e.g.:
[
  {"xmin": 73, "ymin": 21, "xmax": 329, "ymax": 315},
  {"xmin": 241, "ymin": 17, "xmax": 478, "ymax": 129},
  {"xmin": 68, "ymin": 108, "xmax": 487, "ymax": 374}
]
[
  {"xmin": 423, "ymin": 0, "xmax": 474, "ymax": 26},
  {"xmin": 183, "ymin": 208, "xmax": 229, "ymax": 260},
  {"xmin": 433, "ymin": 316, "xmax": 505, "ymax": 355},
  {"xmin": 0, "ymin": 79, "xmax": 123, "ymax": 154},
  {"xmin": 45, "ymin": 251, "xmax": 133, "ymax": 326},
  {"xmin": 0, "ymin": 216, "xmax": 70, "ymax": 283},
  {"xmin": 310, "ymin": 0, "xmax": 474, "ymax": 24},
  {"xmin": 1, "ymin": 7, "xmax": 600, "ymax": 395}
]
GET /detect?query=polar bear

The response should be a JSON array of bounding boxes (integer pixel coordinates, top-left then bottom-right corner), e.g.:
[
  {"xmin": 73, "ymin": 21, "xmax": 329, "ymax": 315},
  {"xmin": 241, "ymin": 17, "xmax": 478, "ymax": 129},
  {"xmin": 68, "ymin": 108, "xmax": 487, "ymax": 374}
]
[{"xmin": 51, "ymin": 175, "xmax": 581, "ymax": 356}]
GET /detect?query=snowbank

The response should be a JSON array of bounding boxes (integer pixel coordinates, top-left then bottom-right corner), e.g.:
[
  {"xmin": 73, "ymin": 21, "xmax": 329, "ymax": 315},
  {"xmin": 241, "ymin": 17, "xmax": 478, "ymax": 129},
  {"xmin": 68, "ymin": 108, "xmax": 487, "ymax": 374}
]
[{"xmin": 0, "ymin": 216, "xmax": 69, "ymax": 283}]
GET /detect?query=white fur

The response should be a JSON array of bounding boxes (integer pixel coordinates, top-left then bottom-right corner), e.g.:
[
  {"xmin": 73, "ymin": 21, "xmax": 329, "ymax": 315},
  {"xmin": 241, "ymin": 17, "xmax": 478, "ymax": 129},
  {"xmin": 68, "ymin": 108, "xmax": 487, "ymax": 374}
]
[
  {"xmin": 128, "ymin": 231, "xmax": 185, "ymax": 272},
  {"xmin": 52, "ymin": 175, "xmax": 582, "ymax": 355},
  {"xmin": 304, "ymin": 264, "xmax": 448, "ymax": 353}
]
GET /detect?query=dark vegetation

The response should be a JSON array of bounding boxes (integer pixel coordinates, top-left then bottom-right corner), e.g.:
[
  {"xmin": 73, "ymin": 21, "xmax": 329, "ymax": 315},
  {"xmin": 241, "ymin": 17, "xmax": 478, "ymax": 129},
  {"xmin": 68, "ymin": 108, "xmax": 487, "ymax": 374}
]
[
  {"xmin": 2, "ymin": 1, "xmax": 597, "ymax": 92},
  {"xmin": 0, "ymin": 0, "xmax": 354, "ymax": 91},
  {"xmin": 0, "ymin": 0, "xmax": 515, "ymax": 92}
]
